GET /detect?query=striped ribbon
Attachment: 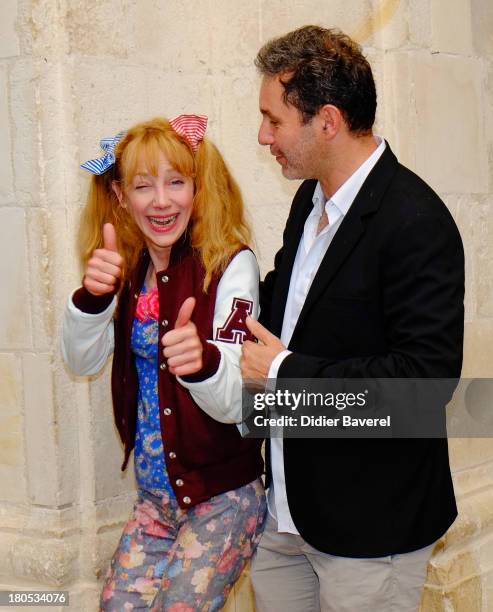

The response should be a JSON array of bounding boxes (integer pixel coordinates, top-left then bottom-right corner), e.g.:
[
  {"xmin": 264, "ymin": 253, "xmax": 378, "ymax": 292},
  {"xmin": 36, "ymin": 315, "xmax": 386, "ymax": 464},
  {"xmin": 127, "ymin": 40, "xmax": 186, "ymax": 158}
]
[
  {"xmin": 80, "ymin": 131, "xmax": 126, "ymax": 175},
  {"xmin": 169, "ymin": 114, "xmax": 208, "ymax": 152}
]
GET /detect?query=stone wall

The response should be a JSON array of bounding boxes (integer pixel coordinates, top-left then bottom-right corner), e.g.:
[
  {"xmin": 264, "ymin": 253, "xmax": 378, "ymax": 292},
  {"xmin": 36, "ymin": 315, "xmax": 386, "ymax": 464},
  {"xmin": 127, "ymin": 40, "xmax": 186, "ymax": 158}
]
[{"xmin": 0, "ymin": 0, "xmax": 492, "ymax": 610}]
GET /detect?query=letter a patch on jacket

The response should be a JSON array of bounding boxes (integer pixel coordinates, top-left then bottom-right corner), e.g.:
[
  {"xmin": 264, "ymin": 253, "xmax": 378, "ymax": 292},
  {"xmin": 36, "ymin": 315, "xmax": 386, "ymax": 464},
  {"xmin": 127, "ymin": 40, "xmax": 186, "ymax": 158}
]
[{"xmin": 216, "ymin": 298, "xmax": 255, "ymax": 344}]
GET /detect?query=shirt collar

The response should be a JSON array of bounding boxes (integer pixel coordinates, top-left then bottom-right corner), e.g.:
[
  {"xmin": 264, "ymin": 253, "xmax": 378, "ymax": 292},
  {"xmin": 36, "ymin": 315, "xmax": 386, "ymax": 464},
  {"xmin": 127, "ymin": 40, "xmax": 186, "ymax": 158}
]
[{"xmin": 312, "ymin": 136, "xmax": 386, "ymax": 217}]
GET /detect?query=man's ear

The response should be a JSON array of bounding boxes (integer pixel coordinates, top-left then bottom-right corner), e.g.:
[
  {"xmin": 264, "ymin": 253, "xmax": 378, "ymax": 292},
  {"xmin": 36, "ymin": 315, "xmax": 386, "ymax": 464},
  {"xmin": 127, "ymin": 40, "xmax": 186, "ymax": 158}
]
[
  {"xmin": 318, "ymin": 104, "xmax": 343, "ymax": 138},
  {"xmin": 111, "ymin": 181, "xmax": 125, "ymax": 208}
]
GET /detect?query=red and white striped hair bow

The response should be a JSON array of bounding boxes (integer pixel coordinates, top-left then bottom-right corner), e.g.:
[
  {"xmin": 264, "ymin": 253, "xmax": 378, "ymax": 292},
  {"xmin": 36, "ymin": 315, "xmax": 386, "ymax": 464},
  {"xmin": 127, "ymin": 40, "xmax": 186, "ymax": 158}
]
[{"xmin": 170, "ymin": 114, "xmax": 208, "ymax": 153}]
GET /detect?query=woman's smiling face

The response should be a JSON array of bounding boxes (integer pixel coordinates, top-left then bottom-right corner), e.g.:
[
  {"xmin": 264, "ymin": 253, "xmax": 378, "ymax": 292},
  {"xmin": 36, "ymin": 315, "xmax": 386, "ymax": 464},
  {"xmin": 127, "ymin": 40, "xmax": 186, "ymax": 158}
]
[{"xmin": 114, "ymin": 151, "xmax": 194, "ymax": 269}]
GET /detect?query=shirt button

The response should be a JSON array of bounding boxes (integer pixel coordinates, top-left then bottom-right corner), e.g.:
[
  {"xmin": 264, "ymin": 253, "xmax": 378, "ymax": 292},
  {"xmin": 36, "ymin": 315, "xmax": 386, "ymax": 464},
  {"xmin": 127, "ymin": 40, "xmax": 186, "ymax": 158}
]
[
  {"xmin": 176, "ymin": 479, "xmax": 184, "ymax": 487},
  {"xmin": 134, "ymin": 293, "xmax": 139, "ymax": 299},
  {"xmin": 161, "ymin": 319, "xmax": 168, "ymax": 327},
  {"xmin": 183, "ymin": 496, "xmax": 191, "ymax": 505},
  {"xmin": 163, "ymin": 408, "xmax": 172, "ymax": 416},
  {"xmin": 161, "ymin": 275, "xmax": 169, "ymax": 283},
  {"xmin": 168, "ymin": 451, "xmax": 176, "ymax": 459},
  {"xmin": 160, "ymin": 362, "xmax": 167, "ymax": 371}
]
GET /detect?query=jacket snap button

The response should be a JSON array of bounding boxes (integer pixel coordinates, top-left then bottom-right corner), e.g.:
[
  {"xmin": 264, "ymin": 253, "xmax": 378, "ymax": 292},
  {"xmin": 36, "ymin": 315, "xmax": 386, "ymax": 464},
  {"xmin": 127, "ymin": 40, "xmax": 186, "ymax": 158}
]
[
  {"xmin": 183, "ymin": 496, "xmax": 191, "ymax": 504},
  {"xmin": 169, "ymin": 451, "xmax": 176, "ymax": 459},
  {"xmin": 161, "ymin": 319, "xmax": 168, "ymax": 327},
  {"xmin": 163, "ymin": 408, "xmax": 172, "ymax": 416},
  {"xmin": 160, "ymin": 362, "xmax": 167, "ymax": 370},
  {"xmin": 161, "ymin": 275, "xmax": 169, "ymax": 283},
  {"xmin": 176, "ymin": 479, "xmax": 184, "ymax": 487}
]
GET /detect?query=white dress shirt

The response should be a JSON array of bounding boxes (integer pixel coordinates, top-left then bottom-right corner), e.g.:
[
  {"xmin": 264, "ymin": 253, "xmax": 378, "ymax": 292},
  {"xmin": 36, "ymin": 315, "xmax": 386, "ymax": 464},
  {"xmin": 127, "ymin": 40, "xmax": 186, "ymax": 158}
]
[{"xmin": 267, "ymin": 136, "xmax": 386, "ymax": 533}]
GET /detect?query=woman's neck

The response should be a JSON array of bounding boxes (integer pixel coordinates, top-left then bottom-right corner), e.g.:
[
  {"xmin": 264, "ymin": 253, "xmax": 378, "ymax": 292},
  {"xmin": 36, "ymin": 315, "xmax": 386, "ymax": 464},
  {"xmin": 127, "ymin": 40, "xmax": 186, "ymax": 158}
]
[{"xmin": 145, "ymin": 247, "xmax": 171, "ymax": 290}]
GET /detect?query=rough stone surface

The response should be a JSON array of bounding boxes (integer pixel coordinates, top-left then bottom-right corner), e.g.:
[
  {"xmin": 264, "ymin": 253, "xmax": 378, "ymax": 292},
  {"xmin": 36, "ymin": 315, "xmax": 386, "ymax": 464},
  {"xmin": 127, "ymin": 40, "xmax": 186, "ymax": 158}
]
[
  {"xmin": 0, "ymin": 0, "xmax": 20, "ymax": 58},
  {"xmin": 431, "ymin": 0, "xmax": 473, "ymax": 54},
  {"xmin": 471, "ymin": 0, "xmax": 493, "ymax": 57},
  {"xmin": 0, "ymin": 208, "xmax": 31, "ymax": 348},
  {"xmin": 414, "ymin": 53, "xmax": 487, "ymax": 195},
  {"xmin": 22, "ymin": 353, "xmax": 59, "ymax": 506},
  {"xmin": 0, "ymin": 66, "xmax": 15, "ymax": 205},
  {"xmin": 0, "ymin": 353, "xmax": 26, "ymax": 503}
]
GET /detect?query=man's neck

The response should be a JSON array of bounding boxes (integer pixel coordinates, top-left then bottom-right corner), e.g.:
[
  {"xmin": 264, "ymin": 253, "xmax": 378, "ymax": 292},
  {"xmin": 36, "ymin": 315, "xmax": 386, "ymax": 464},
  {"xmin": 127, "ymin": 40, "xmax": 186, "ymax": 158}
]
[{"xmin": 318, "ymin": 133, "xmax": 378, "ymax": 200}]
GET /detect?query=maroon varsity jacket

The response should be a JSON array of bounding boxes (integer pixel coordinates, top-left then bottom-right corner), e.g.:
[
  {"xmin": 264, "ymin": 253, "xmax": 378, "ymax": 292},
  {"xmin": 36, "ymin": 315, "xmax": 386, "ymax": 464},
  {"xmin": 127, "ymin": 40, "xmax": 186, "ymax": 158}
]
[{"xmin": 73, "ymin": 240, "xmax": 263, "ymax": 508}]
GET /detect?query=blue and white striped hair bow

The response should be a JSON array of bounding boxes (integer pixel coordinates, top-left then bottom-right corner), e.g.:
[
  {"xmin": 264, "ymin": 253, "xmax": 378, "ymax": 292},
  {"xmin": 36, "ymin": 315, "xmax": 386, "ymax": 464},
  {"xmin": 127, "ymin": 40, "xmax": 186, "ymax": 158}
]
[{"xmin": 80, "ymin": 131, "xmax": 126, "ymax": 175}]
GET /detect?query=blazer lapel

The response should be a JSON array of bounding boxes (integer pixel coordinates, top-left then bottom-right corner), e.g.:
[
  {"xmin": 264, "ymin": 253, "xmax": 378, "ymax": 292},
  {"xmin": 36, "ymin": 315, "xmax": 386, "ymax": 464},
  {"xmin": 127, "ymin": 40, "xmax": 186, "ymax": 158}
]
[
  {"xmin": 290, "ymin": 144, "xmax": 400, "ymax": 337},
  {"xmin": 270, "ymin": 180, "xmax": 317, "ymax": 335}
]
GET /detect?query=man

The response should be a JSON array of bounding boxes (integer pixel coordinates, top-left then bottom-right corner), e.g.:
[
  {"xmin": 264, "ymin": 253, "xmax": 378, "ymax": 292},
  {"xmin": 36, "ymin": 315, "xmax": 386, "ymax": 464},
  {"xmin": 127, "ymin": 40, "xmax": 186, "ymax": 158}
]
[{"xmin": 240, "ymin": 26, "xmax": 464, "ymax": 612}]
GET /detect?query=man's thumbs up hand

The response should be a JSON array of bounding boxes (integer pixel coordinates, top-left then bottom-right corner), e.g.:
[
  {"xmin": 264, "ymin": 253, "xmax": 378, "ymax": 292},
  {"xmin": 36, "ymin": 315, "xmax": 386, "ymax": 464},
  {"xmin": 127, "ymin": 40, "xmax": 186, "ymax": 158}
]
[
  {"xmin": 83, "ymin": 223, "xmax": 124, "ymax": 296},
  {"xmin": 162, "ymin": 297, "xmax": 203, "ymax": 376}
]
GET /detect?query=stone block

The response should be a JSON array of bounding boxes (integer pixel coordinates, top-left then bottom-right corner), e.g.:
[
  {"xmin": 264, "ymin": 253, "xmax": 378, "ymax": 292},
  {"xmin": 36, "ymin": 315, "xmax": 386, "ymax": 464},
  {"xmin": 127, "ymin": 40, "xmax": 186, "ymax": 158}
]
[
  {"xmin": 19, "ymin": 0, "xmax": 66, "ymax": 58},
  {"xmin": 26, "ymin": 208, "xmax": 82, "ymax": 352},
  {"xmin": 22, "ymin": 353, "xmax": 59, "ymax": 506},
  {"xmin": 0, "ymin": 66, "xmax": 15, "ymax": 205},
  {"xmin": 365, "ymin": 0, "xmax": 408, "ymax": 50},
  {"xmin": 0, "ymin": 353, "xmax": 22, "ymax": 416},
  {"xmin": 483, "ymin": 565, "xmax": 493, "ymax": 612},
  {"xmin": 260, "ymin": 0, "xmax": 372, "ymax": 44},
  {"xmin": 380, "ymin": 51, "xmax": 419, "ymax": 171},
  {"xmin": 471, "ymin": 0, "xmax": 493, "ymax": 57},
  {"xmin": 9, "ymin": 59, "xmax": 40, "ymax": 207},
  {"xmin": 0, "ymin": 353, "xmax": 25, "ymax": 498},
  {"xmin": 472, "ymin": 198, "xmax": 493, "ymax": 318},
  {"xmin": 0, "ymin": 0, "xmax": 20, "ymax": 58},
  {"xmin": 0, "ymin": 208, "xmax": 32, "ymax": 349},
  {"xmin": 431, "ymin": 0, "xmax": 473, "ymax": 54},
  {"xmin": 414, "ymin": 54, "xmax": 488, "ymax": 195},
  {"xmin": 64, "ymin": 584, "xmax": 100, "ymax": 612},
  {"xmin": 126, "ymin": 1, "xmax": 211, "ymax": 71},
  {"xmin": 10, "ymin": 58, "xmax": 76, "ymax": 210},
  {"xmin": 407, "ymin": 0, "xmax": 432, "ymax": 49},
  {"xmin": 421, "ymin": 575, "xmax": 482, "ymax": 612},
  {"xmin": 208, "ymin": 0, "xmax": 261, "ymax": 73},
  {"xmin": 130, "ymin": 0, "xmax": 261, "ymax": 73},
  {"xmin": 90, "ymin": 370, "xmax": 137, "ymax": 501},
  {"xmin": 11, "ymin": 535, "xmax": 78, "ymax": 586},
  {"xmin": 428, "ymin": 543, "xmax": 481, "ymax": 587},
  {"xmin": 52, "ymin": 365, "xmax": 82, "ymax": 507},
  {"xmin": 462, "ymin": 320, "xmax": 493, "ymax": 378},
  {"xmin": 64, "ymin": 0, "xmax": 129, "ymax": 59},
  {"xmin": 450, "ymin": 438, "xmax": 493, "ymax": 473}
]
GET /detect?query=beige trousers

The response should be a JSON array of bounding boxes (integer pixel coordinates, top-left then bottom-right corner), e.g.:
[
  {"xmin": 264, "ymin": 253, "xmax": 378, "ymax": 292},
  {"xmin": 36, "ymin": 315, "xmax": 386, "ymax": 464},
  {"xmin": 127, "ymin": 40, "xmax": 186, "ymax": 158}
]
[{"xmin": 250, "ymin": 513, "xmax": 434, "ymax": 612}]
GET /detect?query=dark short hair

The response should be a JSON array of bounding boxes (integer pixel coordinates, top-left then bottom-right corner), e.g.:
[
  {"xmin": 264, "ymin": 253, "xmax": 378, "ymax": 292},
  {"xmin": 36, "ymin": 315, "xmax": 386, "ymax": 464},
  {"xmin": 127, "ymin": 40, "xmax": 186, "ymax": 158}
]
[{"xmin": 255, "ymin": 25, "xmax": 377, "ymax": 133}]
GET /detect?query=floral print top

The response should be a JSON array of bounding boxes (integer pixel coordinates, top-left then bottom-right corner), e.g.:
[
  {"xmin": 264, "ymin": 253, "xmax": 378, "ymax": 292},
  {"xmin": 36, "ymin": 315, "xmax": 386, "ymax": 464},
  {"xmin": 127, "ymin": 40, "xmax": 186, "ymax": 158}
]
[{"xmin": 131, "ymin": 285, "xmax": 175, "ymax": 498}]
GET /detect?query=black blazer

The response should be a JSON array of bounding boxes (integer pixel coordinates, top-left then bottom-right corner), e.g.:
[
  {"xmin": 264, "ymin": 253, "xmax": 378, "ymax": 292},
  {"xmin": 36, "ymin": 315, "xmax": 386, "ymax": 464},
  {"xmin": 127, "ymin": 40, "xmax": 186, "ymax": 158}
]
[{"xmin": 260, "ymin": 143, "xmax": 464, "ymax": 558}]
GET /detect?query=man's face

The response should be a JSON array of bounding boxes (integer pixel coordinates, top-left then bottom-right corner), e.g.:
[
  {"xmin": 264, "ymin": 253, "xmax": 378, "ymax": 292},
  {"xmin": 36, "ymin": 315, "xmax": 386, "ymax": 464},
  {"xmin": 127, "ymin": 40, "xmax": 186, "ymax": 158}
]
[{"xmin": 258, "ymin": 75, "xmax": 320, "ymax": 180}]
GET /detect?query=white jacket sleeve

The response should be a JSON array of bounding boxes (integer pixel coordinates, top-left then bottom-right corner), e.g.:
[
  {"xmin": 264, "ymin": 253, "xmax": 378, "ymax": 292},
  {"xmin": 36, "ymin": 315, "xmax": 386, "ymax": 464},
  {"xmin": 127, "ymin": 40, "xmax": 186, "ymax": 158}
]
[
  {"xmin": 61, "ymin": 290, "xmax": 116, "ymax": 376},
  {"xmin": 178, "ymin": 249, "xmax": 259, "ymax": 423}
]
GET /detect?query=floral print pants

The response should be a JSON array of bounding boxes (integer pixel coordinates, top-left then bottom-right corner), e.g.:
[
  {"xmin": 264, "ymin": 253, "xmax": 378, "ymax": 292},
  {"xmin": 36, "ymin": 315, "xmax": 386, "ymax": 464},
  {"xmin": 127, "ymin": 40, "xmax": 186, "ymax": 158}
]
[{"xmin": 100, "ymin": 479, "xmax": 266, "ymax": 611}]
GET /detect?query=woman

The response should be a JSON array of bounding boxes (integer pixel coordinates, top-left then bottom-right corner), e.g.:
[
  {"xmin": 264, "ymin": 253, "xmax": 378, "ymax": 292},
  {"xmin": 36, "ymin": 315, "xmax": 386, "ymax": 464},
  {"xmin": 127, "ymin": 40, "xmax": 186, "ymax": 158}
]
[{"xmin": 62, "ymin": 115, "xmax": 265, "ymax": 611}]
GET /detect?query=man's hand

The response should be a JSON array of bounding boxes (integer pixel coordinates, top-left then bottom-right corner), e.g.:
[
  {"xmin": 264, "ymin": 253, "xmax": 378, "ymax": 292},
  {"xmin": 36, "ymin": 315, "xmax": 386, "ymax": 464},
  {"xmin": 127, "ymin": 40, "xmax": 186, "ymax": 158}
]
[
  {"xmin": 83, "ymin": 223, "xmax": 123, "ymax": 296},
  {"xmin": 240, "ymin": 316, "xmax": 286, "ymax": 384},
  {"xmin": 162, "ymin": 297, "xmax": 203, "ymax": 376}
]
